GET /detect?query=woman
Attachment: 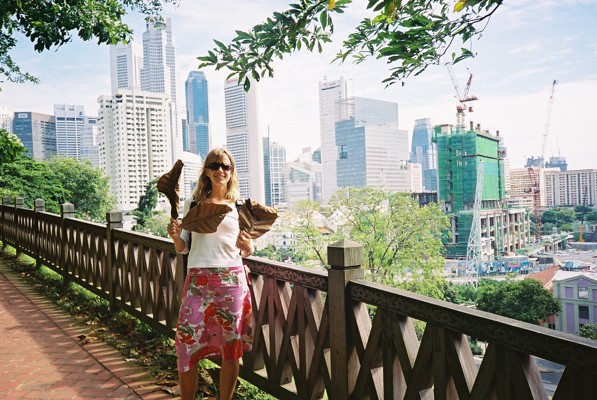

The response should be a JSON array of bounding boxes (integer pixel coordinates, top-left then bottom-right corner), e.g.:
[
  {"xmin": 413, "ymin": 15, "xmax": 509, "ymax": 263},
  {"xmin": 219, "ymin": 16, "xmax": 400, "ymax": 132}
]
[{"xmin": 167, "ymin": 148, "xmax": 253, "ymax": 400}]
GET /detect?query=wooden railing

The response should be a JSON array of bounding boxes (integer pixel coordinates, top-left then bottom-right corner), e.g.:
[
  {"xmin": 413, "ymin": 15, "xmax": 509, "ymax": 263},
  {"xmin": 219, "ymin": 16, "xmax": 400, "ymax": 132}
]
[{"xmin": 2, "ymin": 196, "xmax": 597, "ymax": 400}]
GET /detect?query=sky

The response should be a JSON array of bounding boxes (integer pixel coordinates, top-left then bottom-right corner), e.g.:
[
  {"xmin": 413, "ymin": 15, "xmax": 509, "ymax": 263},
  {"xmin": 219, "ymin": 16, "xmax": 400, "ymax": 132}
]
[{"xmin": 2, "ymin": 0, "xmax": 597, "ymax": 169}]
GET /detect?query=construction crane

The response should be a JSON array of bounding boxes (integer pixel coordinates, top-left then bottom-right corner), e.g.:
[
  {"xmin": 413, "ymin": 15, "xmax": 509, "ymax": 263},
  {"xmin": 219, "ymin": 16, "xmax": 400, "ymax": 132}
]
[
  {"xmin": 528, "ymin": 79, "xmax": 558, "ymax": 242},
  {"xmin": 580, "ymin": 185, "xmax": 588, "ymax": 242},
  {"xmin": 446, "ymin": 64, "xmax": 478, "ymax": 129},
  {"xmin": 466, "ymin": 160, "xmax": 484, "ymax": 288}
]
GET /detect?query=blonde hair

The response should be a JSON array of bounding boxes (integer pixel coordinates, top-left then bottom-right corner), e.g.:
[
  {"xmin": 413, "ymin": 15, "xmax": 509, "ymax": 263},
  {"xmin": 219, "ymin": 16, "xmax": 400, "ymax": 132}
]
[{"xmin": 193, "ymin": 147, "xmax": 240, "ymax": 201}]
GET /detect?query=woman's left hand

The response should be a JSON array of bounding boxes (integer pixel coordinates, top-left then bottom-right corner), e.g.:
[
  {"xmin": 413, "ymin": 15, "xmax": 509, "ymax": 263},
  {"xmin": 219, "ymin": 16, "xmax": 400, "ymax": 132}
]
[{"xmin": 237, "ymin": 230, "xmax": 254, "ymax": 257}]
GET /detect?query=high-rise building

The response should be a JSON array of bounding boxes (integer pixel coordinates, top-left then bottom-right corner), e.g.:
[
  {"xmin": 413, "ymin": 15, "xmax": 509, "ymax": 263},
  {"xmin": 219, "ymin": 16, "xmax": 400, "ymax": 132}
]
[
  {"xmin": 12, "ymin": 112, "xmax": 56, "ymax": 160},
  {"xmin": 433, "ymin": 122, "xmax": 530, "ymax": 258},
  {"xmin": 319, "ymin": 77, "xmax": 352, "ymax": 201},
  {"xmin": 285, "ymin": 147, "xmax": 323, "ymax": 207},
  {"xmin": 334, "ymin": 97, "xmax": 411, "ymax": 192},
  {"xmin": 110, "ymin": 42, "xmax": 143, "ymax": 94},
  {"xmin": 185, "ymin": 71, "xmax": 210, "ymax": 159},
  {"xmin": 108, "ymin": 17, "xmax": 181, "ymax": 168},
  {"xmin": 544, "ymin": 169, "xmax": 597, "ymax": 207},
  {"xmin": 410, "ymin": 118, "xmax": 437, "ymax": 191},
  {"xmin": 97, "ymin": 89, "xmax": 174, "ymax": 212},
  {"xmin": 0, "ymin": 106, "xmax": 13, "ymax": 133},
  {"xmin": 54, "ymin": 104, "xmax": 84, "ymax": 159},
  {"xmin": 508, "ymin": 166, "xmax": 558, "ymax": 209},
  {"xmin": 263, "ymin": 137, "xmax": 286, "ymax": 207},
  {"xmin": 141, "ymin": 17, "xmax": 177, "ymax": 102},
  {"xmin": 80, "ymin": 116, "xmax": 100, "ymax": 167},
  {"xmin": 54, "ymin": 105, "xmax": 100, "ymax": 166},
  {"xmin": 224, "ymin": 78, "xmax": 265, "ymax": 202},
  {"xmin": 545, "ymin": 156, "xmax": 568, "ymax": 171}
]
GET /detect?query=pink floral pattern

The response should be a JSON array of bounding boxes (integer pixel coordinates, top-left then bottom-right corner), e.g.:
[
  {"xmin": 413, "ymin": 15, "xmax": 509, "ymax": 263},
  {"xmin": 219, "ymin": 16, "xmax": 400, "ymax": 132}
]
[{"xmin": 175, "ymin": 267, "xmax": 253, "ymax": 372}]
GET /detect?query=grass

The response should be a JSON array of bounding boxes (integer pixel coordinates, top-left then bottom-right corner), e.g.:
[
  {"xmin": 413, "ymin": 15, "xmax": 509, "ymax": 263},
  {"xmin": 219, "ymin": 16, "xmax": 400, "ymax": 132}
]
[{"xmin": 0, "ymin": 244, "xmax": 275, "ymax": 399}]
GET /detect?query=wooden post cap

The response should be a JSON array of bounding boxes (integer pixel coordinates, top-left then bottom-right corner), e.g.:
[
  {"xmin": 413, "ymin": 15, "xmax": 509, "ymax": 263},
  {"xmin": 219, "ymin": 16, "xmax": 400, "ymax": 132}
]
[{"xmin": 327, "ymin": 239, "xmax": 364, "ymax": 270}]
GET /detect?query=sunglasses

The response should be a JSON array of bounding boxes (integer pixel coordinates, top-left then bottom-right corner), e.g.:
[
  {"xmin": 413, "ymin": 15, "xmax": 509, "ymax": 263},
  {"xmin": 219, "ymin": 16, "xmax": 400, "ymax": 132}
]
[{"xmin": 206, "ymin": 162, "xmax": 232, "ymax": 171}]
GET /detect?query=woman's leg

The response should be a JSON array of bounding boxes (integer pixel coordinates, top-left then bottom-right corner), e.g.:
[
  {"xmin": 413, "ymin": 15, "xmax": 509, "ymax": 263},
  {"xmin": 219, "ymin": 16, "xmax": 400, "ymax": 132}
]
[
  {"xmin": 218, "ymin": 358, "xmax": 240, "ymax": 400},
  {"xmin": 179, "ymin": 365, "xmax": 198, "ymax": 400}
]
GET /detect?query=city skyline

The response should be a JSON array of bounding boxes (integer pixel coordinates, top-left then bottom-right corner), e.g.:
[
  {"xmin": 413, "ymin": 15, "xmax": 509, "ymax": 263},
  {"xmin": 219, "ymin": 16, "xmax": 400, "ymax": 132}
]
[{"xmin": 1, "ymin": 1, "xmax": 596, "ymax": 169}]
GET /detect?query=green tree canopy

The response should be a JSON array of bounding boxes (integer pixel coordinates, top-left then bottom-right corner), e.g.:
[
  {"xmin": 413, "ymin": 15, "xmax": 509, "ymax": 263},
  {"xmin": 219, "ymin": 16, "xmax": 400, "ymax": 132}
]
[
  {"xmin": 198, "ymin": 0, "xmax": 504, "ymax": 90},
  {"xmin": 476, "ymin": 278, "xmax": 561, "ymax": 324},
  {"xmin": 133, "ymin": 177, "xmax": 159, "ymax": 230},
  {"xmin": 328, "ymin": 188, "xmax": 449, "ymax": 288},
  {"xmin": 579, "ymin": 324, "xmax": 597, "ymax": 340},
  {"xmin": 0, "ymin": 156, "xmax": 113, "ymax": 221},
  {"xmin": 0, "ymin": 157, "xmax": 67, "ymax": 211},
  {"xmin": 288, "ymin": 199, "xmax": 341, "ymax": 266},
  {"xmin": 0, "ymin": 0, "xmax": 177, "ymax": 85},
  {"xmin": 0, "ymin": 128, "xmax": 26, "ymax": 163},
  {"xmin": 45, "ymin": 157, "xmax": 113, "ymax": 221}
]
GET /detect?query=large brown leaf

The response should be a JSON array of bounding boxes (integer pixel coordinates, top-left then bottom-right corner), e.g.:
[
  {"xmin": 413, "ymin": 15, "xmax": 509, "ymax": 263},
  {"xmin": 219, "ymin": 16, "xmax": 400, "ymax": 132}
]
[
  {"xmin": 237, "ymin": 199, "xmax": 278, "ymax": 239},
  {"xmin": 157, "ymin": 159, "xmax": 184, "ymax": 219},
  {"xmin": 181, "ymin": 202, "xmax": 232, "ymax": 233}
]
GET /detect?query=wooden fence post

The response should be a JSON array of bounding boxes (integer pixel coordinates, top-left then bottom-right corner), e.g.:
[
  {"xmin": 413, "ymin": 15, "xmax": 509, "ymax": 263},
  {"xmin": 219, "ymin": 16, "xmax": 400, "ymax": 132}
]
[
  {"xmin": 14, "ymin": 197, "xmax": 24, "ymax": 256},
  {"xmin": 60, "ymin": 202, "xmax": 75, "ymax": 283},
  {"xmin": 34, "ymin": 198, "xmax": 45, "ymax": 268},
  {"xmin": 106, "ymin": 211, "xmax": 123, "ymax": 312},
  {"xmin": 1, "ymin": 196, "xmax": 10, "ymax": 250},
  {"xmin": 327, "ymin": 239, "xmax": 364, "ymax": 400}
]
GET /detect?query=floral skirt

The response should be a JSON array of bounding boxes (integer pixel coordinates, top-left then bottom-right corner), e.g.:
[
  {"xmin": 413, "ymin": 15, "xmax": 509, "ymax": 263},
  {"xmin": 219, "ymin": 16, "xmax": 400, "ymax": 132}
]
[{"xmin": 175, "ymin": 266, "xmax": 253, "ymax": 372}]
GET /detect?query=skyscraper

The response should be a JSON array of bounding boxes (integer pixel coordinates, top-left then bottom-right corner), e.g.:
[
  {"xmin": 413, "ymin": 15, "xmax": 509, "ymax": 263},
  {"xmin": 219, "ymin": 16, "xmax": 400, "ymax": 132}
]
[
  {"xmin": 110, "ymin": 42, "xmax": 143, "ymax": 94},
  {"xmin": 319, "ymin": 77, "xmax": 352, "ymax": 201},
  {"xmin": 98, "ymin": 89, "xmax": 174, "ymax": 211},
  {"xmin": 140, "ymin": 17, "xmax": 181, "ymax": 164},
  {"xmin": 334, "ymin": 97, "xmax": 411, "ymax": 191},
  {"xmin": 55, "ymin": 104, "xmax": 84, "ymax": 159},
  {"xmin": 410, "ymin": 118, "xmax": 438, "ymax": 191},
  {"xmin": 79, "ymin": 116, "xmax": 100, "ymax": 167},
  {"xmin": 263, "ymin": 137, "xmax": 286, "ymax": 207},
  {"xmin": 12, "ymin": 111, "xmax": 56, "ymax": 160},
  {"xmin": 185, "ymin": 71, "xmax": 210, "ymax": 159},
  {"xmin": 224, "ymin": 78, "xmax": 265, "ymax": 202},
  {"xmin": 141, "ymin": 17, "xmax": 177, "ymax": 102}
]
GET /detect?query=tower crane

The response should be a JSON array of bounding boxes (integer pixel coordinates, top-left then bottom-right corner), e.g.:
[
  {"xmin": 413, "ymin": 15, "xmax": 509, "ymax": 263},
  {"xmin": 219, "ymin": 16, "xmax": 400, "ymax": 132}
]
[
  {"xmin": 527, "ymin": 80, "xmax": 557, "ymax": 242},
  {"xmin": 466, "ymin": 160, "xmax": 484, "ymax": 288},
  {"xmin": 446, "ymin": 64, "xmax": 478, "ymax": 129}
]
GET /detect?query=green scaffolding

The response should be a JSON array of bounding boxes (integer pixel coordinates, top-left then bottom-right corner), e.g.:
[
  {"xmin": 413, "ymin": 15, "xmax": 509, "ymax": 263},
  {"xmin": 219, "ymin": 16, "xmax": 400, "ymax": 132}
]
[{"xmin": 433, "ymin": 125, "xmax": 506, "ymax": 257}]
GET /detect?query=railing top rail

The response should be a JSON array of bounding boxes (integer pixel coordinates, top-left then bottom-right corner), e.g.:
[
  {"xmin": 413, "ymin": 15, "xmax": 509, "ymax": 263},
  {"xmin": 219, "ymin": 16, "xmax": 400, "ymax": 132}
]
[
  {"xmin": 65, "ymin": 217, "xmax": 106, "ymax": 232},
  {"xmin": 246, "ymin": 257, "xmax": 328, "ymax": 292},
  {"xmin": 111, "ymin": 227, "xmax": 175, "ymax": 252},
  {"xmin": 349, "ymin": 278, "xmax": 597, "ymax": 369}
]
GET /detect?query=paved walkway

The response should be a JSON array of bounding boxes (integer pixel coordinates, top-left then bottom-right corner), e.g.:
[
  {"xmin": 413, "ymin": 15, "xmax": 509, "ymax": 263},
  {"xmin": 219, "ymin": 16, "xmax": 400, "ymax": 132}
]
[{"xmin": 0, "ymin": 258, "xmax": 180, "ymax": 399}]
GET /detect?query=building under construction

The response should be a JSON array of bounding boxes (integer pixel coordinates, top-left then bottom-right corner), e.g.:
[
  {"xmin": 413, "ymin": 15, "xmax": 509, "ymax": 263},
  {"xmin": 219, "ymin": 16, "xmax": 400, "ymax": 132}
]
[{"xmin": 433, "ymin": 122, "xmax": 531, "ymax": 259}]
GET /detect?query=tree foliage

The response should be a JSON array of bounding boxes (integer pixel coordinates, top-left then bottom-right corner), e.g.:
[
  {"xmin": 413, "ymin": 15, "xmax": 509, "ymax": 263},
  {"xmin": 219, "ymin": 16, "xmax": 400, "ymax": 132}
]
[
  {"xmin": 133, "ymin": 212, "xmax": 170, "ymax": 238},
  {"xmin": 579, "ymin": 324, "xmax": 597, "ymax": 340},
  {"xmin": 328, "ymin": 187, "xmax": 449, "ymax": 288},
  {"xmin": 0, "ymin": 0, "xmax": 178, "ymax": 85},
  {"xmin": 254, "ymin": 245, "xmax": 306, "ymax": 264},
  {"xmin": 288, "ymin": 199, "xmax": 341, "ymax": 265},
  {"xmin": 198, "ymin": 0, "xmax": 504, "ymax": 90},
  {"xmin": 0, "ymin": 156, "xmax": 113, "ymax": 221},
  {"xmin": 476, "ymin": 278, "xmax": 561, "ymax": 324},
  {"xmin": 133, "ymin": 178, "xmax": 159, "ymax": 230},
  {"xmin": 45, "ymin": 157, "xmax": 113, "ymax": 221},
  {"xmin": 0, "ymin": 128, "xmax": 26, "ymax": 164}
]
